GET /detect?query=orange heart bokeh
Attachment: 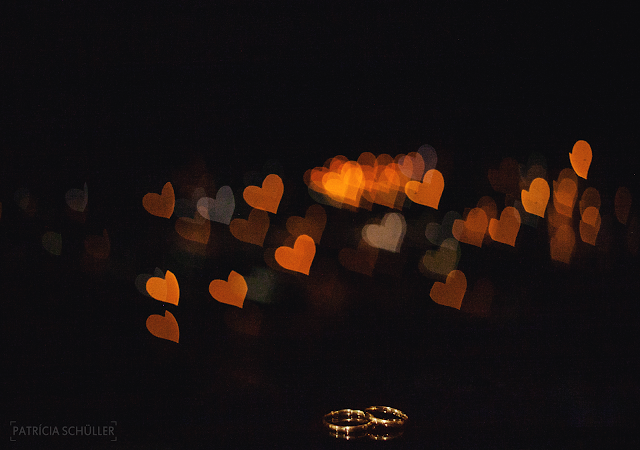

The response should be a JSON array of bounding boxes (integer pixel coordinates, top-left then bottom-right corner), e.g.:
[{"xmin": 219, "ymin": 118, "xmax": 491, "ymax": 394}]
[
  {"xmin": 229, "ymin": 208, "xmax": 270, "ymax": 246},
  {"xmin": 274, "ymin": 234, "xmax": 316, "ymax": 275},
  {"xmin": 521, "ymin": 177, "xmax": 550, "ymax": 218},
  {"xmin": 243, "ymin": 174, "xmax": 284, "ymax": 213},
  {"xmin": 209, "ymin": 270, "xmax": 248, "ymax": 308},
  {"xmin": 569, "ymin": 140, "xmax": 592, "ymax": 179},
  {"xmin": 285, "ymin": 204, "xmax": 326, "ymax": 244},
  {"xmin": 404, "ymin": 169, "xmax": 445, "ymax": 209},
  {"xmin": 488, "ymin": 206, "xmax": 521, "ymax": 246},
  {"xmin": 146, "ymin": 270, "xmax": 180, "ymax": 306},
  {"xmin": 452, "ymin": 208, "xmax": 488, "ymax": 247},
  {"xmin": 430, "ymin": 269, "xmax": 467, "ymax": 310},
  {"xmin": 146, "ymin": 310, "xmax": 179, "ymax": 343},
  {"xmin": 175, "ymin": 213, "xmax": 211, "ymax": 244},
  {"xmin": 143, "ymin": 182, "xmax": 175, "ymax": 218}
]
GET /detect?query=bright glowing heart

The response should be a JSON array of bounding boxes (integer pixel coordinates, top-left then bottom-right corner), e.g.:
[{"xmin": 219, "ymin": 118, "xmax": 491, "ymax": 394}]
[
  {"xmin": 322, "ymin": 162, "xmax": 364, "ymax": 208},
  {"xmin": 430, "ymin": 269, "xmax": 467, "ymax": 310},
  {"xmin": 274, "ymin": 234, "xmax": 316, "ymax": 275},
  {"xmin": 65, "ymin": 182, "xmax": 88, "ymax": 212},
  {"xmin": 197, "ymin": 185, "xmax": 235, "ymax": 224},
  {"xmin": 569, "ymin": 140, "xmax": 592, "ymax": 179},
  {"xmin": 243, "ymin": 174, "xmax": 284, "ymax": 213},
  {"xmin": 521, "ymin": 177, "xmax": 550, "ymax": 217},
  {"xmin": 209, "ymin": 270, "xmax": 248, "ymax": 308},
  {"xmin": 229, "ymin": 208, "xmax": 270, "ymax": 246},
  {"xmin": 362, "ymin": 212, "xmax": 406, "ymax": 253},
  {"xmin": 146, "ymin": 310, "xmax": 179, "ymax": 343},
  {"xmin": 404, "ymin": 169, "xmax": 445, "ymax": 209},
  {"xmin": 488, "ymin": 206, "xmax": 521, "ymax": 246},
  {"xmin": 146, "ymin": 270, "xmax": 180, "ymax": 306},
  {"xmin": 143, "ymin": 182, "xmax": 175, "ymax": 218},
  {"xmin": 286, "ymin": 204, "xmax": 326, "ymax": 244}
]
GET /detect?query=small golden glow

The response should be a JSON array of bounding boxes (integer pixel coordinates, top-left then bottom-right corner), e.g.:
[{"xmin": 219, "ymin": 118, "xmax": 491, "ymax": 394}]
[
  {"xmin": 143, "ymin": 182, "xmax": 175, "ymax": 218},
  {"xmin": 579, "ymin": 206, "xmax": 601, "ymax": 245},
  {"xmin": 242, "ymin": 174, "xmax": 284, "ymax": 214},
  {"xmin": 209, "ymin": 270, "xmax": 248, "ymax": 308}
]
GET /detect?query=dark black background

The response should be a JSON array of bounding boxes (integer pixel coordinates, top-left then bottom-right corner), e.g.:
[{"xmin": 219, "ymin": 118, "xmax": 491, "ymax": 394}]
[{"xmin": 3, "ymin": 1, "xmax": 639, "ymax": 448}]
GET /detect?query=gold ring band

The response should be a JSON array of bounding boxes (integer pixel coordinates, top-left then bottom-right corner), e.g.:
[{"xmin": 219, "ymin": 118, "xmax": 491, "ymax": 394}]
[
  {"xmin": 322, "ymin": 409, "xmax": 371, "ymax": 440},
  {"xmin": 364, "ymin": 406, "xmax": 408, "ymax": 428}
]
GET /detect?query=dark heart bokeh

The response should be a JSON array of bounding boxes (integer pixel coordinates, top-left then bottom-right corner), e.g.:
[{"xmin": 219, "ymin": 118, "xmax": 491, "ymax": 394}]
[{"xmin": 3, "ymin": 2, "xmax": 639, "ymax": 448}]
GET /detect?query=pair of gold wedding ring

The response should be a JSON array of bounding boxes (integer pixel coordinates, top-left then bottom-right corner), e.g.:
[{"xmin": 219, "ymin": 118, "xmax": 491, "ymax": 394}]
[{"xmin": 322, "ymin": 406, "xmax": 408, "ymax": 440}]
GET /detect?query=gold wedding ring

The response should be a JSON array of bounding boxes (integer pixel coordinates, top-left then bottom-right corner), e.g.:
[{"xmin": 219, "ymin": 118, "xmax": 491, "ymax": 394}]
[
  {"xmin": 322, "ymin": 406, "xmax": 408, "ymax": 440},
  {"xmin": 322, "ymin": 409, "xmax": 371, "ymax": 440}
]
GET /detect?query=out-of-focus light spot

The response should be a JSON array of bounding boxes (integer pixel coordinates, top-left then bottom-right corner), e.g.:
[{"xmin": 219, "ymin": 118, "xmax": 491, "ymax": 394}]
[
  {"xmin": 521, "ymin": 177, "xmax": 550, "ymax": 217},
  {"xmin": 14, "ymin": 187, "xmax": 37, "ymax": 215},
  {"xmin": 362, "ymin": 212, "xmax": 407, "ymax": 252},
  {"xmin": 425, "ymin": 211, "xmax": 462, "ymax": 245},
  {"xmin": 452, "ymin": 208, "xmax": 488, "ymax": 247},
  {"xmin": 339, "ymin": 238, "xmax": 378, "ymax": 276},
  {"xmin": 197, "ymin": 186, "xmax": 235, "ymax": 225},
  {"xmin": 146, "ymin": 269, "xmax": 180, "ymax": 306},
  {"xmin": 65, "ymin": 182, "xmax": 88, "ymax": 212},
  {"xmin": 229, "ymin": 208, "xmax": 270, "ymax": 246},
  {"xmin": 135, "ymin": 267, "xmax": 164, "ymax": 297},
  {"xmin": 84, "ymin": 229, "xmax": 110, "ymax": 259},
  {"xmin": 488, "ymin": 157, "xmax": 520, "ymax": 195},
  {"xmin": 143, "ymin": 182, "xmax": 175, "ymax": 218},
  {"xmin": 321, "ymin": 161, "xmax": 365, "ymax": 208},
  {"xmin": 146, "ymin": 310, "xmax": 179, "ymax": 343},
  {"xmin": 245, "ymin": 267, "xmax": 277, "ymax": 304},
  {"xmin": 547, "ymin": 204, "xmax": 572, "ymax": 232},
  {"xmin": 627, "ymin": 216, "xmax": 639, "ymax": 255},
  {"xmin": 420, "ymin": 238, "xmax": 460, "ymax": 277},
  {"xmin": 274, "ymin": 234, "xmax": 316, "ymax": 275},
  {"xmin": 224, "ymin": 303, "xmax": 262, "ymax": 336},
  {"xmin": 488, "ymin": 206, "xmax": 521, "ymax": 246},
  {"xmin": 615, "ymin": 187, "xmax": 632, "ymax": 225},
  {"xmin": 371, "ymin": 163, "xmax": 404, "ymax": 209},
  {"xmin": 477, "ymin": 196, "xmax": 498, "ymax": 230},
  {"xmin": 553, "ymin": 174, "xmax": 578, "ymax": 217},
  {"xmin": 520, "ymin": 163, "xmax": 548, "ymax": 192},
  {"xmin": 579, "ymin": 187, "xmax": 601, "ymax": 216},
  {"xmin": 461, "ymin": 277, "xmax": 493, "ymax": 318},
  {"xmin": 580, "ymin": 206, "xmax": 601, "ymax": 245},
  {"xmin": 569, "ymin": 140, "xmax": 592, "ymax": 179},
  {"xmin": 175, "ymin": 212, "xmax": 210, "ymax": 244},
  {"xmin": 42, "ymin": 231, "xmax": 62, "ymax": 256},
  {"xmin": 404, "ymin": 169, "xmax": 445, "ymax": 209},
  {"xmin": 550, "ymin": 224, "xmax": 575, "ymax": 264},
  {"xmin": 243, "ymin": 174, "xmax": 284, "ymax": 214},
  {"xmin": 285, "ymin": 204, "xmax": 326, "ymax": 244},
  {"xmin": 430, "ymin": 269, "xmax": 467, "ymax": 310},
  {"xmin": 398, "ymin": 151, "xmax": 426, "ymax": 181},
  {"xmin": 417, "ymin": 144, "xmax": 438, "ymax": 172},
  {"xmin": 209, "ymin": 270, "xmax": 248, "ymax": 308}
]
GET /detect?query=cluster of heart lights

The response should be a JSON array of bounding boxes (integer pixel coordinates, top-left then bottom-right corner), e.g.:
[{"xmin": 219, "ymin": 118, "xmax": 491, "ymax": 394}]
[{"xmin": 131, "ymin": 140, "xmax": 637, "ymax": 342}]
